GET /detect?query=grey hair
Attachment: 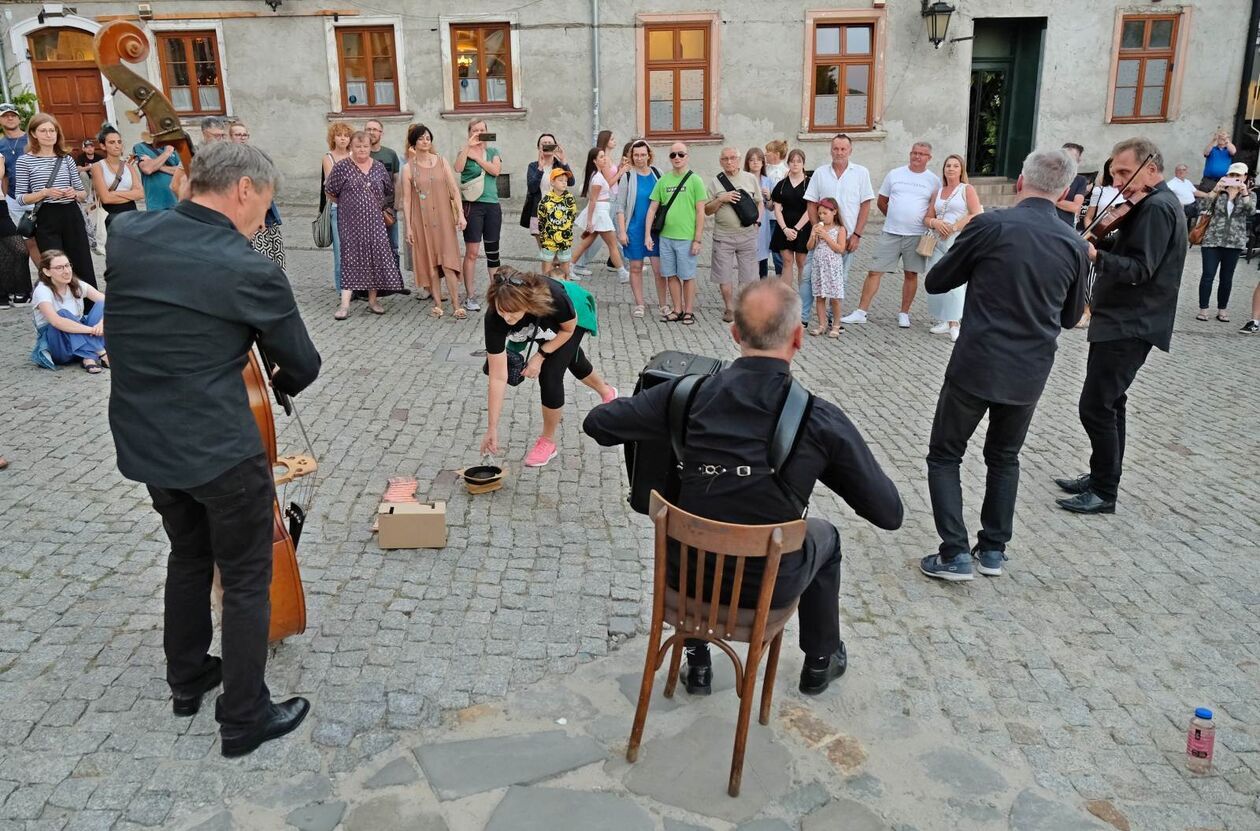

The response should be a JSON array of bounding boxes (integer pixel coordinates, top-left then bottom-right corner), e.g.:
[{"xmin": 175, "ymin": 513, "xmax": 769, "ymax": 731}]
[
  {"xmin": 1111, "ymin": 136, "xmax": 1164, "ymax": 172},
  {"xmin": 1020, "ymin": 148, "xmax": 1077, "ymax": 195},
  {"xmin": 189, "ymin": 141, "xmax": 280, "ymax": 196},
  {"xmin": 200, "ymin": 116, "xmax": 228, "ymax": 134},
  {"xmin": 350, "ymin": 130, "xmax": 370, "ymax": 145},
  {"xmin": 912, "ymin": 140, "xmax": 933, "ymax": 152},
  {"xmin": 733, "ymin": 281, "xmax": 800, "ymax": 351}
]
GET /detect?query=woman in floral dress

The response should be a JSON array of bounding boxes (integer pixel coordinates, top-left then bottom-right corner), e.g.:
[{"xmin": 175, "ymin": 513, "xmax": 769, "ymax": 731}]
[{"xmin": 325, "ymin": 131, "xmax": 404, "ymax": 319}]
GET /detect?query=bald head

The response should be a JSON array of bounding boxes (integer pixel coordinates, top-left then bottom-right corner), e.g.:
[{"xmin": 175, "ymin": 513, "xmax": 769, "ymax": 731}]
[{"xmin": 732, "ymin": 281, "xmax": 802, "ymax": 357}]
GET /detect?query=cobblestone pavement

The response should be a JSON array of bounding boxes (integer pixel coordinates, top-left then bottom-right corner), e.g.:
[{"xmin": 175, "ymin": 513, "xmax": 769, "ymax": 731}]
[{"xmin": 1, "ymin": 210, "xmax": 1258, "ymax": 830}]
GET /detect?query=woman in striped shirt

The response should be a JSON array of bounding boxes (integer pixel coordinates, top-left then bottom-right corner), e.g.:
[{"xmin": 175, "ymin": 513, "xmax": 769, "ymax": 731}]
[{"xmin": 15, "ymin": 113, "xmax": 96, "ymax": 290}]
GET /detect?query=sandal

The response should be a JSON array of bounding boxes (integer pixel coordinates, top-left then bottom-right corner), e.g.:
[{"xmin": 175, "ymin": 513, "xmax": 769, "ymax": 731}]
[
  {"xmin": 632, "ymin": 305, "xmax": 645, "ymax": 318},
  {"xmin": 82, "ymin": 359, "xmax": 103, "ymax": 375},
  {"xmin": 809, "ymin": 325, "xmax": 825, "ymax": 336},
  {"xmin": 828, "ymin": 326, "xmax": 843, "ymax": 338},
  {"xmin": 1196, "ymin": 311, "xmax": 1210, "ymax": 321},
  {"xmin": 680, "ymin": 312, "xmax": 696, "ymax": 325},
  {"xmin": 98, "ymin": 353, "xmax": 110, "ymax": 369},
  {"xmin": 662, "ymin": 311, "xmax": 682, "ymax": 323},
  {"xmin": 430, "ymin": 306, "xmax": 444, "ymax": 318},
  {"xmin": 453, "ymin": 307, "xmax": 468, "ymax": 320},
  {"xmin": 368, "ymin": 304, "xmax": 386, "ymax": 315},
  {"xmin": 659, "ymin": 305, "xmax": 672, "ymax": 318},
  {"xmin": 1217, "ymin": 311, "xmax": 1230, "ymax": 322},
  {"xmin": 334, "ymin": 307, "xmax": 349, "ymax": 320}
]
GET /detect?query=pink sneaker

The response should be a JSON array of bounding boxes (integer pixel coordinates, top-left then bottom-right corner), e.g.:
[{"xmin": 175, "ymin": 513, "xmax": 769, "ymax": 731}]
[
  {"xmin": 601, "ymin": 385, "xmax": 619, "ymax": 405},
  {"xmin": 523, "ymin": 436, "xmax": 558, "ymax": 467}
]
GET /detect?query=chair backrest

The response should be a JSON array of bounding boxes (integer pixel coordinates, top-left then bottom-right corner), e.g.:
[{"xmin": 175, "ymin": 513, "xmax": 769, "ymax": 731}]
[{"xmin": 648, "ymin": 490, "xmax": 808, "ymax": 642}]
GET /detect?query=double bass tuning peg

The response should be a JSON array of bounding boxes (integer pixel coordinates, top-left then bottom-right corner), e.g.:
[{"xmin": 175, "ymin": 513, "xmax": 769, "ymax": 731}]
[{"xmin": 125, "ymin": 109, "xmax": 144, "ymax": 124}]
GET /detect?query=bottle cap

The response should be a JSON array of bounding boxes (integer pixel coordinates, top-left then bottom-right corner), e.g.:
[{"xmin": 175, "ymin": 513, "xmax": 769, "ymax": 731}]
[{"xmin": 1195, "ymin": 707, "xmax": 1213, "ymax": 720}]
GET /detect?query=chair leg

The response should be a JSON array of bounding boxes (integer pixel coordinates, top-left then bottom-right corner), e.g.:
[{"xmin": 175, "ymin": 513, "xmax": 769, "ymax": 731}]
[
  {"xmin": 728, "ymin": 645, "xmax": 762, "ymax": 797},
  {"xmin": 759, "ymin": 630, "xmax": 784, "ymax": 726},
  {"xmin": 663, "ymin": 638, "xmax": 684, "ymax": 699},
  {"xmin": 627, "ymin": 623, "xmax": 664, "ymax": 764}
]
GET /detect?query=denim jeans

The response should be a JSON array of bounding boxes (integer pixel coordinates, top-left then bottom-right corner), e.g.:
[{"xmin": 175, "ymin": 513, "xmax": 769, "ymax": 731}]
[
  {"xmin": 46, "ymin": 303, "xmax": 106, "ymax": 364},
  {"xmin": 1199, "ymin": 246, "xmax": 1241, "ymax": 309}
]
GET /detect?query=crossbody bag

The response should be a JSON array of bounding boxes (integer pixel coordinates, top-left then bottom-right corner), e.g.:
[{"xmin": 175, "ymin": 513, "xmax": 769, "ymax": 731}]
[{"xmin": 651, "ymin": 171, "xmax": 694, "ymax": 236}]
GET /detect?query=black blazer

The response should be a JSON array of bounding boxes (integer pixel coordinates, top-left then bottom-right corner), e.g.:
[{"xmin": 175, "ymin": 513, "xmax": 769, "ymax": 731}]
[{"xmin": 104, "ymin": 201, "xmax": 321, "ymax": 489}]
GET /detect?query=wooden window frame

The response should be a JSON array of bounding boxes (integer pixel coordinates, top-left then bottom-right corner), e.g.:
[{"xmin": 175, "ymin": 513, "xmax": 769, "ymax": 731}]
[
  {"xmin": 1110, "ymin": 14, "xmax": 1179, "ymax": 123},
  {"xmin": 808, "ymin": 21, "xmax": 877, "ymax": 132},
  {"xmin": 449, "ymin": 22, "xmax": 515, "ymax": 113},
  {"xmin": 641, "ymin": 22, "xmax": 713, "ymax": 140},
  {"xmin": 155, "ymin": 30, "xmax": 226, "ymax": 117},
  {"xmin": 334, "ymin": 25, "xmax": 401, "ymax": 114}
]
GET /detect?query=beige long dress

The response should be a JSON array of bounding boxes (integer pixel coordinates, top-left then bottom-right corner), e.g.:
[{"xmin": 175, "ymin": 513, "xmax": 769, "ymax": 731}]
[{"xmin": 405, "ymin": 156, "xmax": 462, "ymax": 281}]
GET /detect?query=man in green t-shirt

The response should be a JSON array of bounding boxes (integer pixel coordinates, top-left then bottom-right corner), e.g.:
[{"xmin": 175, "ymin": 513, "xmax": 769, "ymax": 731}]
[
  {"xmin": 454, "ymin": 119, "xmax": 504, "ymax": 312},
  {"xmin": 645, "ymin": 142, "xmax": 707, "ymax": 324}
]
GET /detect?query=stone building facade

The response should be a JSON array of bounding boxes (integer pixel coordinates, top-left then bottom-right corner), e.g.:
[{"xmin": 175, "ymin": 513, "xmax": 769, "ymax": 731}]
[{"xmin": 1, "ymin": 1, "xmax": 1251, "ymax": 202}]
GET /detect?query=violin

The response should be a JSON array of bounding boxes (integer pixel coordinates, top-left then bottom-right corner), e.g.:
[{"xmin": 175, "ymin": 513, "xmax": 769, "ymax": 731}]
[
  {"xmin": 1081, "ymin": 152, "xmax": 1155, "ymax": 245},
  {"xmin": 95, "ymin": 21, "xmax": 315, "ymax": 643}
]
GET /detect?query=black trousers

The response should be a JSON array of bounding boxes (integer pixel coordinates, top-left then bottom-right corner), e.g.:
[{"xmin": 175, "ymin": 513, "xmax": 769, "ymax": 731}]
[
  {"xmin": 685, "ymin": 517, "xmax": 842, "ymax": 658},
  {"xmin": 538, "ymin": 327, "xmax": 593, "ymax": 409},
  {"xmin": 34, "ymin": 201, "xmax": 96, "ymax": 288},
  {"xmin": 926, "ymin": 379, "xmax": 1038, "ymax": 557},
  {"xmin": 1078, "ymin": 338, "xmax": 1152, "ymax": 502},
  {"xmin": 146, "ymin": 454, "xmax": 274, "ymax": 732}
]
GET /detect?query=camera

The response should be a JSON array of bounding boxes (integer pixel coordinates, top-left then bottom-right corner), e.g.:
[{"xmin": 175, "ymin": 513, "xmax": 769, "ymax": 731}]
[
  {"xmin": 479, "ymin": 132, "xmax": 497, "ymax": 142},
  {"xmin": 541, "ymin": 143, "xmax": 557, "ymax": 152}
]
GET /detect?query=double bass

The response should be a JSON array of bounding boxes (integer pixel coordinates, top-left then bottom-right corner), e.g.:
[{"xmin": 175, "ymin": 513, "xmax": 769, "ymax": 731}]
[{"xmin": 95, "ymin": 21, "xmax": 314, "ymax": 642}]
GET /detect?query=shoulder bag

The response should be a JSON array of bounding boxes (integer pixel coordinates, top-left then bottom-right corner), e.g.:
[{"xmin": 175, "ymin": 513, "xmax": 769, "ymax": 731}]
[
  {"xmin": 917, "ymin": 185, "xmax": 964, "ymax": 258},
  {"xmin": 716, "ymin": 172, "xmax": 759, "ymax": 227},
  {"xmin": 1188, "ymin": 196, "xmax": 1217, "ymax": 247},
  {"xmin": 17, "ymin": 156, "xmax": 67, "ymax": 239},
  {"xmin": 312, "ymin": 155, "xmax": 334, "ymax": 248},
  {"xmin": 459, "ymin": 156, "xmax": 487, "ymax": 202},
  {"xmin": 650, "ymin": 170, "xmax": 694, "ymax": 236}
]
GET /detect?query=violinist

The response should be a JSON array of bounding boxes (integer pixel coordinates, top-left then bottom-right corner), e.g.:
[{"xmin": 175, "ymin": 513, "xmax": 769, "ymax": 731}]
[
  {"xmin": 1054, "ymin": 137, "xmax": 1186, "ymax": 516},
  {"xmin": 105, "ymin": 141, "xmax": 322, "ymax": 757}
]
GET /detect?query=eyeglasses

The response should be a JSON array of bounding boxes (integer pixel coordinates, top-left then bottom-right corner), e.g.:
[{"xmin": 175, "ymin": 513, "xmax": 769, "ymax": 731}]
[
  {"xmin": 493, "ymin": 273, "xmax": 527, "ymax": 287},
  {"xmin": 234, "ymin": 132, "xmax": 251, "ymax": 139},
  {"xmin": 47, "ymin": 263, "xmax": 72, "ymax": 271},
  {"xmin": 669, "ymin": 151, "xmax": 687, "ymax": 159}
]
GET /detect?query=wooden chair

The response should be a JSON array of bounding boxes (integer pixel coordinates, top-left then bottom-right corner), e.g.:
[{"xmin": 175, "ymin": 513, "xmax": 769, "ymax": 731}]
[{"xmin": 626, "ymin": 490, "xmax": 808, "ymax": 797}]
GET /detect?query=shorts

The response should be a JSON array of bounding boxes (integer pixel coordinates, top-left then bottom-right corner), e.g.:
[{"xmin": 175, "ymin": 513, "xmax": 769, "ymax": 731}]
[
  {"xmin": 583, "ymin": 201, "xmax": 614, "ymax": 234},
  {"xmin": 658, "ymin": 236, "xmax": 698, "ymax": 280},
  {"xmin": 870, "ymin": 231, "xmax": 927, "ymax": 274},
  {"xmin": 710, "ymin": 227, "xmax": 759, "ymax": 285},
  {"xmin": 463, "ymin": 201, "xmax": 503, "ymax": 244},
  {"xmin": 538, "ymin": 247, "xmax": 573, "ymax": 263}
]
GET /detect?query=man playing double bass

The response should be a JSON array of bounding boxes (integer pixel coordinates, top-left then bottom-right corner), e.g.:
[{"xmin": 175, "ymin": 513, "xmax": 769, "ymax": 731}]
[
  {"xmin": 105, "ymin": 141, "xmax": 322, "ymax": 757},
  {"xmin": 1054, "ymin": 137, "xmax": 1185, "ymax": 514}
]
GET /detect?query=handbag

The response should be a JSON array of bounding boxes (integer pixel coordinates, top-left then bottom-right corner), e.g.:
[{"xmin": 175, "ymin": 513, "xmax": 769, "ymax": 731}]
[
  {"xmin": 482, "ymin": 341, "xmax": 537, "ymax": 387},
  {"xmin": 1188, "ymin": 198, "xmax": 1216, "ymax": 247},
  {"xmin": 18, "ymin": 156, "xmax": 67, "ymax": 238},
  {"xmin": 312, "ymin": 158, "xmax": 334, "ymax": 248},
  {"xmin": 651, "ymin": 170, "xmax": 693, "ymax": 236},
  {"xmin": 716, "ymin": 172, "xmax": 758, "ymax": 227},
  {"xmin": 915, "ymin": 232, "xmax": 938, "ymax": 258}
]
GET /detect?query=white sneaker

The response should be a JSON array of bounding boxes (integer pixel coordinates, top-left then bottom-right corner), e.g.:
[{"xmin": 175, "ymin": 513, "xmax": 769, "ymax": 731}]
[
  {"xmin": 463, "ymin": 297, "xmax": 481, "ymax": 312},
  {"xmin": 898, "ymin": 313, "xmax": 911, "ymax": 328},
  {"xmin": 572, "ymin": 265, "xmax": 593, "ymax": 277},
  {"xmin": 617, "ymin": 267, "xmax": 630, "ymax": 284},
  {"xmin": 929, "ymin": 321, "xmax": 950, "ymax": 335},
  {"xmin": 840, "ymin": 309, "xmax": 867, "ymax": 325},
  {"xmin": 949, "ymin": 326, "xmax": 960, "ymax": 342}
]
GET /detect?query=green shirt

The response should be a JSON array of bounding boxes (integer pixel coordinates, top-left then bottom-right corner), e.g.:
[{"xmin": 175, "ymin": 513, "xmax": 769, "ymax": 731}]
[
  {"xmin": 460, "ymin": 146, "xmax": 501, "ymax": 204},
  {"xmin": 648, "ymin": 170, "xmax": 707, "ymax": 241}
]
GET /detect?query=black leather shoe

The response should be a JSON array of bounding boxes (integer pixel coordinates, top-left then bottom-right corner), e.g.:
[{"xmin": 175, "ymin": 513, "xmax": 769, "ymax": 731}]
[
  {"xmin": 172, "ymin": 657, "xmax": 223, "ymax": 717},
  {"xmin": 1053, "ymin": 473, "xmax": 1093, "ymax": 494},
  {"xmin": 1056, "ymin": 491, "xmax": 1116, "ymax": 514},
  {"xmin": 683, "ymin": 663, "xmax": 712, "ymax": 695},
  {"xmin": 220, "ymin": 697, "xmax": 311, "ymax": 758},
  {"xmin": 799, "ymin": 643, "xmax": 847, "ymax": 695}
]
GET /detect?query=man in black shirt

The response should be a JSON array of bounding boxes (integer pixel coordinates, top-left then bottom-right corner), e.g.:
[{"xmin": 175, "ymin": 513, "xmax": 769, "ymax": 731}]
[
  {"xmin": 1057, "ymin": 143, "xmax": 1088, "ymax": 227},
  {"xmin": 919, "ymin": 149, "xmax": 1088, "ymax": 582},
  {"xmin": 584, "ymin": 281, "xmax": 903, "ymax": 694},
  {"xmin": 1055, "ymin": 137, "xmax": 1186, "ymax": 514},
  {"xmin": 106, "ymin": 142, "xmax": 321, "ymax": 757}
]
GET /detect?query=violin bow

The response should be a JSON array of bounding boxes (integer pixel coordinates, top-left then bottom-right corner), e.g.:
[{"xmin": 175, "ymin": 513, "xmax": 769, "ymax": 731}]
[{"xmin": 1081, "ymin": 152, "xmax": 1154, "ymax": 240}]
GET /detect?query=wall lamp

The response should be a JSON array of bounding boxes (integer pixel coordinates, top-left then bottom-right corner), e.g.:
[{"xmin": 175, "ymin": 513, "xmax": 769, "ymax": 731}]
[{"xmin": 922, "ymin": 0, "xmax": 956, "ymax": 49}]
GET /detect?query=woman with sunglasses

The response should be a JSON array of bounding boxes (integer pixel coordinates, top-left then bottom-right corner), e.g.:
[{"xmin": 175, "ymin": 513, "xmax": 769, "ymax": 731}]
[{"xmin": 480, "ymin": 267, "xmax": 618, "ymax": 468}]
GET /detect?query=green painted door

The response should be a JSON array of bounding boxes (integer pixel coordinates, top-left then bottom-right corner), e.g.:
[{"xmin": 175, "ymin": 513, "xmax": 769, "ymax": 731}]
[{"xmin": 967, "ymin": 19, "xmax": 1045, "ymax": 178}]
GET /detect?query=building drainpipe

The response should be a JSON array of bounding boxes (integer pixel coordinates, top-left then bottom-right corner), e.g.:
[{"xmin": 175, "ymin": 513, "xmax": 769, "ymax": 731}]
[
  {"xmin": 0, "ymin": 36, "xmax": 11, "ymax": 104},
  {"xmin": 589, "ymin": 0, "xmax": 599, "ymax": 145},
  {"xmin": 1234, "ymin": 0, "xmax": 1260, "ymax": 143}
]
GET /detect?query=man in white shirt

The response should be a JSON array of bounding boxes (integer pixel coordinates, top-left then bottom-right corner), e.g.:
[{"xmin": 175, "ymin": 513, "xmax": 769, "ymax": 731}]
[
  {"xmin": 802, "ymin": 133, "xmax": 874, "ymax": 324},
  {"xmin": 842, "ymin": 142, "xmax": 940, "ymax": 328},
  {"xmin": 1166, "ymin": 164, "xmax": 1204, "ymax": 231}
]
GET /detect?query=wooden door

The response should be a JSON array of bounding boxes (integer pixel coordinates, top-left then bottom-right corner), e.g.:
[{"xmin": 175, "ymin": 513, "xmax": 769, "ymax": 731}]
[{"xmin": 33, "ymin": 67, "xmax": 106, "ymax": 146}]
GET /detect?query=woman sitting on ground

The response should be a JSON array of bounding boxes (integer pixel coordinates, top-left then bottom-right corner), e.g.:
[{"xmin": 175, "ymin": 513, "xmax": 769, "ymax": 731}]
[
  {"xmin": 480, "ymin": 267, "xmax": 618, "ymax": 468},
  {"xmin": 31, "ymin": 249, "xmax": 107, "ymax": 373}
]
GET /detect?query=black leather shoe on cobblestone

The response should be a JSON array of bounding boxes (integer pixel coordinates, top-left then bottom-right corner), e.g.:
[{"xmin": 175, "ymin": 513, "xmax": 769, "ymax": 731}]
[
  {"xmin": 172, "ymin": 657, "xmax": 223, "ymax": 717},
  {"xmin": 221, "ymin": 697, "xmax": 311, "ymax": 758},
  {"xmin": 1053, "ymin": 473, "xmax": 1092, "ymax": 494},
  {"xmin": 1056, "ymin": 491, "xmax": 1116, "ymax": 514},
  {"xmin": 683, "ymin": 663, "xmax": 712, "ymax": 696},
  {"xmin": 799, "ymin": 643, "xmax": 847, "ymax": 695}
]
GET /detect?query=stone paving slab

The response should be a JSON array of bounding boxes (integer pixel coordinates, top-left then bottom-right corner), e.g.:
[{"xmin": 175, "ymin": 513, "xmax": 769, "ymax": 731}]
[
  {"xmin": 412, "ymin": 730, "xmax": 606, "ymax": 800},
  {"xmin": 483, "ymin": 786, "xmax": 654, "ymax": 831}
]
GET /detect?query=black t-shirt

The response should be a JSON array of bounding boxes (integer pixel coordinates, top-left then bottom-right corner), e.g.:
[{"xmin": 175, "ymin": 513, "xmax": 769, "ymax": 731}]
[
  {"xmin": 1057, "ymin": 174, "xmax": 1089, "ymax": 226},
  {"xmin": 484, "ymin": 278, "xmax": 576, "ymax": 354}
]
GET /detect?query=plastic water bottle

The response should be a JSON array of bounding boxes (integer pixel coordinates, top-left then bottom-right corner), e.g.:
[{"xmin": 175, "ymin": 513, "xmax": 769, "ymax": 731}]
[{"xmin": 1186, "ymin": 707, "xmax": 1215, "ymax": 774}]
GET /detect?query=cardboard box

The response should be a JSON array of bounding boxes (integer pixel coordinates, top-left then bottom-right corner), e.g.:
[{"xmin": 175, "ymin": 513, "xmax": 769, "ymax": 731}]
[{"xmin": 377, "ymin": 501, "xmax": 446, "ymax": 549}]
